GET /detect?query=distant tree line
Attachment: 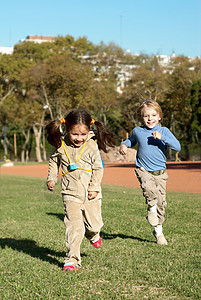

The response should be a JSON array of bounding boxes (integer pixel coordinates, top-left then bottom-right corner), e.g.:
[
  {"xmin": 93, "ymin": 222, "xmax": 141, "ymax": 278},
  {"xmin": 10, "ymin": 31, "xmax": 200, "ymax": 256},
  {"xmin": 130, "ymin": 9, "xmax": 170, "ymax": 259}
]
[{"xmin": 0, "ymin": 35, "xmax": 201, "ymax": 161}]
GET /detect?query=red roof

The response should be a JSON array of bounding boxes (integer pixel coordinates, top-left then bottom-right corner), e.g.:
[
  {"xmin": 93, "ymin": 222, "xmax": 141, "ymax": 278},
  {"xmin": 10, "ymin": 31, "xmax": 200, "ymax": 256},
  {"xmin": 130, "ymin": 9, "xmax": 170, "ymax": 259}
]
[{"xmin": 26, "ymin": 35, "xmax": 56, "ymax": 41}]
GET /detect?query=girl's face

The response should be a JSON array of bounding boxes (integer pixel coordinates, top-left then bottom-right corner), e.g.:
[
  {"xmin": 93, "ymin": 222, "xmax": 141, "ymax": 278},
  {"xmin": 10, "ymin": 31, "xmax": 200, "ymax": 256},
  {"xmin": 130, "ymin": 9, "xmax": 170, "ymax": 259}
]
[
  {"xmin": 142, "ymin": 106, "xmax": 161, "ymax": 129},
  {"xmin": 68, "ymin": 124, "xmax": 90, "ymax": 147}
]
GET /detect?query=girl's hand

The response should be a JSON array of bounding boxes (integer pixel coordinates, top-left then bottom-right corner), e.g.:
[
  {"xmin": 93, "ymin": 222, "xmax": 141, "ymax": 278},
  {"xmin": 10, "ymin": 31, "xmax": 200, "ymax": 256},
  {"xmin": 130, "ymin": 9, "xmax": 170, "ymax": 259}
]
[
  {"xmin": 88, "ymin": 191, "xmax": 98, "ymax": 200},
  {"xmin": 119, "ymin": 144, "xmax": 127, "ymax": 155},
  {"xmin": 152, "ymin": 131, "xmax": 161, "ymax": 140},
  {"xmin": 47, "ymin": 180, "xmax": 56, "ymax": 191}
]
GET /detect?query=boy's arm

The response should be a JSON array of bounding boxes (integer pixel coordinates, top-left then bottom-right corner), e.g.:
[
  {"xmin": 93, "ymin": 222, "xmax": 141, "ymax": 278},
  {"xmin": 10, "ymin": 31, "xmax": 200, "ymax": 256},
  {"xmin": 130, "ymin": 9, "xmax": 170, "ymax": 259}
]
[
  {"xmin": 120, "ymin": 129, "xmax": 137, "ymax": 154},
  {"xmin": 119, "ymin": 143, "xmax": 128, "ymax": 155},
  {"xmin": 121, "ymin": 129, "xmax": 137, "ymax": 148},
  {"xmin": 160, "ymin": 129, "xmax": 181, "ymax": 152}
]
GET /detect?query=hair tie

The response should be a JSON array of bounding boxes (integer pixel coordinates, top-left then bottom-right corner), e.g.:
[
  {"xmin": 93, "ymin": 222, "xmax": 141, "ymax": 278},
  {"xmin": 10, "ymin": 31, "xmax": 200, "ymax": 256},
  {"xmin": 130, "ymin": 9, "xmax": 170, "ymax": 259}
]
[
  {"xmin": 60, "ymin": 118, "xmax": 66, "ymax": 124},
  {"xmin": 90, "ymin": 118, "xmax": 95, "ymax": 124}
]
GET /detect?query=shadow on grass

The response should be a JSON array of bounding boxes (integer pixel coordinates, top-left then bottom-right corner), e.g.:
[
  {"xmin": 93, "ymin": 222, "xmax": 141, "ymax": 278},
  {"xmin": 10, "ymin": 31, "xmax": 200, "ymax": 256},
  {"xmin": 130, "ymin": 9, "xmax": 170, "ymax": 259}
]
[
  {"xmin": 0, "ymin": 238, "xmax": 65, "ymax": 267},
  {"xmin": 101, "ymin": 231, "xmax": 153, "ymax": 243},
  {"xmin": 47, "ymin": 212, "xmax": 64, "ymax": 221},
  {"xmin": 46, "ymin": 213, "xmax": 153, "ymax": 243},
  {"xmin": 0, "ymin": 238, "xmax": 66, "ymax": 268}
]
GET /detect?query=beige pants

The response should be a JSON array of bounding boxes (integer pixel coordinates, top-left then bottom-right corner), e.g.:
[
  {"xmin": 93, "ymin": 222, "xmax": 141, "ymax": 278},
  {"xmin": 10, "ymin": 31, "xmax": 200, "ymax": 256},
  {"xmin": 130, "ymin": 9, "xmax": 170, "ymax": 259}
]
[
  {"xmin": 135, "ymin": 167, "xmax": 168, "ymax": 225},
  {"xmin": 62, "ymin": 196, "xmax": 103, "ymax": 266}
]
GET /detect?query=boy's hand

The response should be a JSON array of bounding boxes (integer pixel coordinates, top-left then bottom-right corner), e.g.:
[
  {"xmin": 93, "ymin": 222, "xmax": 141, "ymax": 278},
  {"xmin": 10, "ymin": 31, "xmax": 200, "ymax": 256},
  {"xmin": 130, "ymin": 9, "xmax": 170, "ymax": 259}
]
[
  {"xmin": 88, "ymin": 191, "xmax": 98, "ymax": 200},
  {"xmin": 119, "ymin": 144, "xmax": 127, "ymax": 155},
  {"xmin": 47, "ymin": 180, "xmax": 56, "ymax": 191},
  {"xmin": 152, "ymin": 131, "xmax": 161, "ymax": 140}
]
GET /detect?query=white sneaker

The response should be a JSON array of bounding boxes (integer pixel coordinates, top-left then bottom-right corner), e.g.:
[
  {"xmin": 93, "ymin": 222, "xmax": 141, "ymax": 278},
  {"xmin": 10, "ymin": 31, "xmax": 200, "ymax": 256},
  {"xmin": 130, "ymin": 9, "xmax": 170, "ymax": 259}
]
[{"xmin": 153, "ymin": 231, "xmax": 168, "ymax": 245}]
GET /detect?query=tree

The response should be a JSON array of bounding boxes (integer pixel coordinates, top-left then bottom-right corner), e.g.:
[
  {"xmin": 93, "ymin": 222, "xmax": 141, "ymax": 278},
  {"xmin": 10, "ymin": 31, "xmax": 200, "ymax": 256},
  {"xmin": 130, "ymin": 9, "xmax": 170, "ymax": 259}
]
[
  {"xmin": 120, "ymin": 56, "xmax": 168, "ymax": 130},
  {"xmin": 43, "ymin": 54, "xmax": 95, "ymax": 114},
  {"xmin": 74, "ymin": 36, "xmax": 98, "ymax": 56},
  {"xmin": 163, "ymin": 65, "xmax": 193, "ymax": 130},
  {"xmin": 14, "ymin": 41, "xmax": 54, "ymax": 62},
  {"xmin": 161, "ymin": 62, "xmax": 198, "ymax": 159},
  {"xmin": 18, "ymin": 54, "xmax": 95, "ymax": 161},
  {"xmin": 189, "ymin": 80, "xmax": 201, "ymax": 144},
  {"xmin": 89, "ymin": 77, "xmax": 118, "ymax": 126},
  {"xmin": 0, "ymin": 52, "xmax": 35, "ymax": 160},
  {"xmin": 98, "ymin": 42, "xmax": 125, "ymax": 59},
  {"xmin": 0, "ymin": 53, "xmax": 32, "ymax": 106}
]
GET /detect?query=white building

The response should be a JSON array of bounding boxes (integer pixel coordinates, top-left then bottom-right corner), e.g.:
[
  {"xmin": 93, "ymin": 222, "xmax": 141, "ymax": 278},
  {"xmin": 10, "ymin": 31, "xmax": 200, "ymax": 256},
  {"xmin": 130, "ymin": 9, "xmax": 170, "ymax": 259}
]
[
  {"xmin": 19, "ymin": 35, "xmax": 56, "ymax": 44},
  {"xmin": 0, "ymin": 46, "xmax": 14, "ymax": 55}
]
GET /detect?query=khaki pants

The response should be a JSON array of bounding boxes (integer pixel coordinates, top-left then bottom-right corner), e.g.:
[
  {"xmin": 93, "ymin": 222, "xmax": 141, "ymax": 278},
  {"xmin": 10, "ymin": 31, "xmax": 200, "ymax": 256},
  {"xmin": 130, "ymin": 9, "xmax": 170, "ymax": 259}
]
[
  {"xmin": 135, "ymin": 167, "xmax": 168, "ymax": 225},
  {"xmin": 62, "ymin": 196, "xmax": 103, "ymax": 266}
]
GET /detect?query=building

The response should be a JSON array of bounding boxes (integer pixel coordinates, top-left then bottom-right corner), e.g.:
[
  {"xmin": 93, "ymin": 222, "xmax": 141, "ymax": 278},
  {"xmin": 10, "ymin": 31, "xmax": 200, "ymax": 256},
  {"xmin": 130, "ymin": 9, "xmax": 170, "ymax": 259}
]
[
  {"xmin": 0, "ymin": 46, "xmax": 14, "ymax": 55},
  {"xmin": 20, "ymin": 35, "xmax": 56, "ymax": 44}
]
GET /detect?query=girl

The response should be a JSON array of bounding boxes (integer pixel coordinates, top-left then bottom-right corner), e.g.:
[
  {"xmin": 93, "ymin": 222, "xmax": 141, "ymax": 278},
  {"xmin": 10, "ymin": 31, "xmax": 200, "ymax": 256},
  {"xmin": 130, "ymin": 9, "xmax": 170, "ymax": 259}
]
[
  {"xmin": 46, "ymin": 109, "xmax": 115, "ymax": 271},
  {"xmin": 120, "ymin": 100, "xmax": 181, "ymax": 245}
]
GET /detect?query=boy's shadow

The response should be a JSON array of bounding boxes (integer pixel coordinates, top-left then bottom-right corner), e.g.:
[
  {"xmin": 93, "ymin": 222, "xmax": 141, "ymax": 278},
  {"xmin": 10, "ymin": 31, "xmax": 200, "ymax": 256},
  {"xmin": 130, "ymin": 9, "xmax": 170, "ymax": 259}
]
[
  {"xmin": 47, "ymin": 212, "xmax": 64, "ymax": 221},
  {"xmin": 101, "ymin": 231, "xmax": 152, "ymax": 243},
  {"xmin": 46, "ymin": 213, "xmax": 153, "ymax": 243}
]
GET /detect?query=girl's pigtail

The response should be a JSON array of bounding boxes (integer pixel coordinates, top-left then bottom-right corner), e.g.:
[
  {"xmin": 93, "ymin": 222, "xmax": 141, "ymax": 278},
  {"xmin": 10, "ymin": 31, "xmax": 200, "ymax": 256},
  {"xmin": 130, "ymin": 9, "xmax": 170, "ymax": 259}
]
[
  {"xmin": 93, "ymin": 121, "xmax": 115, "ymax": 152},
  {"xmin": 45, "ymin": 119, "xmax": 63, "ymax": 148}
]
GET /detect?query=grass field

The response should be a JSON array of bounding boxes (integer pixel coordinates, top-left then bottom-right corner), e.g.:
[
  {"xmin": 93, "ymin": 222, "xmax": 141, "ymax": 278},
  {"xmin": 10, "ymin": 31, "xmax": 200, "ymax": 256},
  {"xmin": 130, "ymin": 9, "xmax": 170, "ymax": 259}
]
[
  {"xmin": 0, "ymin": 175, "xmax": 200, "ymax": 299},
  {"xmin": 0, "ymin": 161, "xmax": 48, "ymax": 167}
]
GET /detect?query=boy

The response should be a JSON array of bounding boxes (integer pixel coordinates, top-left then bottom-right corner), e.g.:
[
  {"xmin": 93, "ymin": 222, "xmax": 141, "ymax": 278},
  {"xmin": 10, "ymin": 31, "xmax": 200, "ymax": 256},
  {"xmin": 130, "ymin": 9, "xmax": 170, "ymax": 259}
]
[{"xmin": 120, "ymin": 100, "xmax": 181, "ymax": 245}]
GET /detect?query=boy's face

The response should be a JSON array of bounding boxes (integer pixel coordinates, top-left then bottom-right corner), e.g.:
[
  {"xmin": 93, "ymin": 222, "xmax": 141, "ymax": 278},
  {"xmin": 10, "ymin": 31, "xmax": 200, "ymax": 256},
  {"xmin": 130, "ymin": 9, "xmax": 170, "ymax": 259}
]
[
  {"xmin": 142, "ymin": 106, "xmax": 161, "ymax": 129},
  {"xmin": 68, "ymin": 124, "xmax": 89, "ymax": 147}
]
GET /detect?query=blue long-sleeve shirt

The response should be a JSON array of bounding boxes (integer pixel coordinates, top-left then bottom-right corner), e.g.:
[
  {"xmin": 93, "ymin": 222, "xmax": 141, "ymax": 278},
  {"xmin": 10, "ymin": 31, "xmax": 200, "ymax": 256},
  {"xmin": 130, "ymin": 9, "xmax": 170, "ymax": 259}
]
[{"xmin": 121, "ymin": 124, "xmax": 181, "ymax": 171}]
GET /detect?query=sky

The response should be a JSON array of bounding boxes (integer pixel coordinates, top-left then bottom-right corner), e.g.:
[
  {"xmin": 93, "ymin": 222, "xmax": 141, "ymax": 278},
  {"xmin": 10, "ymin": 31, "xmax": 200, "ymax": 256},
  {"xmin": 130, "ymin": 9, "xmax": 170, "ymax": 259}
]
[{"xmin": 1, "ymin": 0, "xmax": 200, "ymax": 57}]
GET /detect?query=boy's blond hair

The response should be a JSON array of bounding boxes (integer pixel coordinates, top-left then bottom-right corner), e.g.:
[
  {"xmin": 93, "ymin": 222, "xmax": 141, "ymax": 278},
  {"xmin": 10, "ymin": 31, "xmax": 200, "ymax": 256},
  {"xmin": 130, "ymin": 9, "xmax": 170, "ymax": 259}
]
[{"xmin": 137, "ymin": 100, "xmax": 163, "ymax": 122}]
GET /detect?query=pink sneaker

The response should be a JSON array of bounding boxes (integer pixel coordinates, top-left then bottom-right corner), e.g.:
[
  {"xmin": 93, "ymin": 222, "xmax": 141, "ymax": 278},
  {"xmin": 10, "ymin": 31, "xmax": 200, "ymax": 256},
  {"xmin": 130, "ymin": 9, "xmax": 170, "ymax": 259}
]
[
  {"xmin": 63, "ymin": 262, "xmax": 77, "ymax": 271},
  {"xmin": 91, "ymin": 237, "xmax": 102, "ymax": 248}
]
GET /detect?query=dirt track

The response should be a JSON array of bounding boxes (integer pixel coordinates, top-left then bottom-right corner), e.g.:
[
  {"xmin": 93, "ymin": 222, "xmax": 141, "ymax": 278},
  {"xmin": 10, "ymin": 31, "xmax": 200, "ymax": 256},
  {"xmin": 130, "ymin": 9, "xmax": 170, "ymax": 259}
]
[{"xmin": 1, "ymin": 161, "xmax": 201, "ymax": 194}]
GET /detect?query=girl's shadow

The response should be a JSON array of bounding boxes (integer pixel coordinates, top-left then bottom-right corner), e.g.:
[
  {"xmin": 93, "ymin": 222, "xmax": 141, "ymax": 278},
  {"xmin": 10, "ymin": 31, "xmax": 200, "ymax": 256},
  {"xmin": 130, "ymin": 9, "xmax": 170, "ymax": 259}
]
[
  {"xmin": 0, "ymin": 238, "xmax": 65, "ymax": 268},
  {"xmin": 0, "ymin": 238, "xmax": 88, "ymax": 267},
  {"xmin": 46, "ymin": 213, "xmax": 153, "ymax": 244}
]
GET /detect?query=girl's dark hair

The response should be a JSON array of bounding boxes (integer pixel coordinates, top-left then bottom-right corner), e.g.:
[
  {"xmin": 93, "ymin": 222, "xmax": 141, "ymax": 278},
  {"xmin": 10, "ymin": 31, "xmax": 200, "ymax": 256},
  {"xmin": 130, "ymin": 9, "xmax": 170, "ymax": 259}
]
[
  {"xmin": 45, "ymin": 120, "xmax": 62, "ymax": 148},
  {"xmin": 45, "ymin": 109, "xmax": 115, "ymax": 152}
]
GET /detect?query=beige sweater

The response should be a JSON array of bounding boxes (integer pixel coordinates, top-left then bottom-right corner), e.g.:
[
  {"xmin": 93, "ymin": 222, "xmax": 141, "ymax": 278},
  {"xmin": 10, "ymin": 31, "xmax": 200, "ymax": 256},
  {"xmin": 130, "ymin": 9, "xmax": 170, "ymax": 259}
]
[{"xmin": 47, "ymin": 132, "xmax": 103, "ymax": 203}]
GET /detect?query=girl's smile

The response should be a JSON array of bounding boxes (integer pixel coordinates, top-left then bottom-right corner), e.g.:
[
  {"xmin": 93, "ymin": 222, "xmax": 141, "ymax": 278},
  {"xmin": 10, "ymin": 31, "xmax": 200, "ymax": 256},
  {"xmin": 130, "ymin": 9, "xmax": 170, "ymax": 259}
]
[
  {"xmin": 69, "ymin": 124, "xmax": 90, "ymax": 147},
  {"xmin": 142, "ymin": 107, "xmax": 161, "ymax": 129}
]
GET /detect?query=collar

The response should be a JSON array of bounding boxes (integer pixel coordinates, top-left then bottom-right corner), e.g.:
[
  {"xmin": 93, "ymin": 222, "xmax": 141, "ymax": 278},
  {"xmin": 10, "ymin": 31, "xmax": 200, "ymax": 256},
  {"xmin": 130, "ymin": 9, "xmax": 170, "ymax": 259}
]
[{"xmin": 143, "ymin": 123, "xmax": 161, "ymax": 131}]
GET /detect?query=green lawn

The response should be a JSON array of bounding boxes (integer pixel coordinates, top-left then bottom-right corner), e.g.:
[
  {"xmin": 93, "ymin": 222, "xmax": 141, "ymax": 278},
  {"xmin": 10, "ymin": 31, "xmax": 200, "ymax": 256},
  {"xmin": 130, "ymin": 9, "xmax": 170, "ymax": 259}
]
[
  {"xmin": 0, "ymin": 161, "xmax": 48, "ymax": 167},
  {"xmin": 0, "ymin": 174, "xmax": 200, "ymax": 299}
]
